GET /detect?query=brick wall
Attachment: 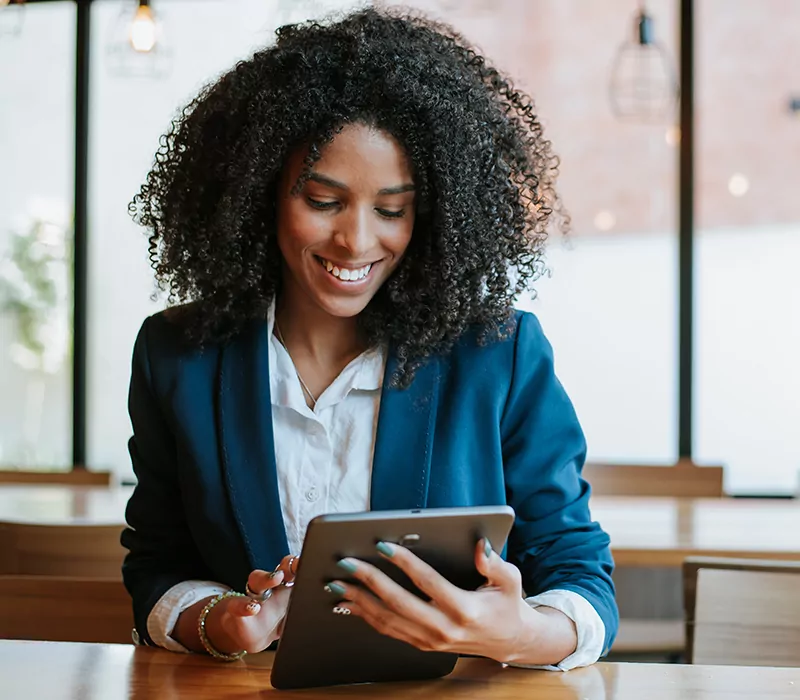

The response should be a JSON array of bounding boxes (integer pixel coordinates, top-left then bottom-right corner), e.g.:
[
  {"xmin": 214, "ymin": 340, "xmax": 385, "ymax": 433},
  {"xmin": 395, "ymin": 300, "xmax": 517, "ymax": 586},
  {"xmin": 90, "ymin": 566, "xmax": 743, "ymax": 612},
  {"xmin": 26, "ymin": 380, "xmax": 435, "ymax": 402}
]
[{"xmin": 379, "ymin": 0, "xmax": 800, "ymax": 235}]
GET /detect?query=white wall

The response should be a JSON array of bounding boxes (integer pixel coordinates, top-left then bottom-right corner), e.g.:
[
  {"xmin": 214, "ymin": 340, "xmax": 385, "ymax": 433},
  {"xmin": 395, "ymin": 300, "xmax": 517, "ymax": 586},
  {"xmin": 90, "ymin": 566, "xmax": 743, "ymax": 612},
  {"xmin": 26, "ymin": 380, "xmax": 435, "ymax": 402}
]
[
  {"xmin": 522, "ymin": 232, "xmax": 679, "ymax": 469},
  {"xmin": 1, "ymin": 1, "xmax": 798, "ymax": 494},
  {"xmin": 694, "ymin": 224, "xmax": 800, "ymax": 494},
  {"xmin": 524, "ymin": 225, "xmax": 800, "ymax": 495}
]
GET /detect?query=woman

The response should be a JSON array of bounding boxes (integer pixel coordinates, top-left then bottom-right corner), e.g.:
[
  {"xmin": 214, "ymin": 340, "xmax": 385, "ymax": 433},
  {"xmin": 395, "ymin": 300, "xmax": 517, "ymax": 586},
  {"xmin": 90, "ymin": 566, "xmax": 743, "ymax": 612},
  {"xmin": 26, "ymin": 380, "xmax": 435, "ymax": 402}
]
[{"xmin": 123, "ymin": 7, "xmax": 617, "ymax": 669}]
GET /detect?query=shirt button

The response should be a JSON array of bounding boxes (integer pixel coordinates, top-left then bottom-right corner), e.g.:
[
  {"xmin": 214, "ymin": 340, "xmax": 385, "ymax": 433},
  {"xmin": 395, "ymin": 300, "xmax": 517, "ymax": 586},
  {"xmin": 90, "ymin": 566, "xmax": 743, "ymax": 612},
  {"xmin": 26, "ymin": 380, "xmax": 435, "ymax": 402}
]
[{"xmin": 306, "ymin": 488, "xmax": 319, "ymax": 502}]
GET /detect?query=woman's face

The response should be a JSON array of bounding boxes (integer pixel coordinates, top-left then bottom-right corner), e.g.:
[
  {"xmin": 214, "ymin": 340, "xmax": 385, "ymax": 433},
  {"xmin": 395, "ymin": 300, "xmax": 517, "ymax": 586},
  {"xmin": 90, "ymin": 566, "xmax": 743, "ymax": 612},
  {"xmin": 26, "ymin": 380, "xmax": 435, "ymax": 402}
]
[{"xmin": 276, "ymin": 123, "xmax": 416, "ymax": 319}]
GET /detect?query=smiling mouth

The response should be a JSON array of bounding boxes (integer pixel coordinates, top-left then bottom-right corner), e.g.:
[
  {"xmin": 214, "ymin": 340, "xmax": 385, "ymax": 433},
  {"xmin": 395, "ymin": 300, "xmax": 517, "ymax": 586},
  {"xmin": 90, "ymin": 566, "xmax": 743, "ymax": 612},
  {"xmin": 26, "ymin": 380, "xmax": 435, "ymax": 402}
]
[{"xmin": 314, "ymin": 255, "xmax": 375, "ymax": 282}]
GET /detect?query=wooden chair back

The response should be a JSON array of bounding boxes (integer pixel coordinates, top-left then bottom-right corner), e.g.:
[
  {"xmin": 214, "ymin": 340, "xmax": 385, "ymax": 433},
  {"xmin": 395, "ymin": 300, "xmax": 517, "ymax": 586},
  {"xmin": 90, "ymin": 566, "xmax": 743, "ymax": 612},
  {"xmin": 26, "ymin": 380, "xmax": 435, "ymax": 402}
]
[
  {"xmin": 583, "ymin": 459, "xmax": 724, "ymax": 498},
  {"xmin": 0, "ymin": 469, "xmax": 111, "ymax": 486},
  {"xmin": 684, "ymin": 556, "xmax": 800, "ymax": 666},
  {"xmin": 0, "ymin": 521, "xmax": 125, "ymax": 578},
  {"xmin": 0, "ymin": 576, "xmax": 132, "ymax": 644},
  {"xmin": 594, "ymin": 461, "xmax": 724, "ymax": 658}
]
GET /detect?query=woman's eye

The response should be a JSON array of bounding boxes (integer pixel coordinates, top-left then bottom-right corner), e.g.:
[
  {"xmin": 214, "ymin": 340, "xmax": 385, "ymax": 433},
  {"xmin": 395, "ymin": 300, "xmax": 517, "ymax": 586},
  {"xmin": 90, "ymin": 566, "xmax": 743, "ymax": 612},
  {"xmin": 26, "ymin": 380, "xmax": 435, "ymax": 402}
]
[
  {"xmin": 376, "ymin": 208, "xmax": 406, "ymax": 219},
  {"xmin": 306, "ymin": 198, "xmax": 338, "ymax": 210}
]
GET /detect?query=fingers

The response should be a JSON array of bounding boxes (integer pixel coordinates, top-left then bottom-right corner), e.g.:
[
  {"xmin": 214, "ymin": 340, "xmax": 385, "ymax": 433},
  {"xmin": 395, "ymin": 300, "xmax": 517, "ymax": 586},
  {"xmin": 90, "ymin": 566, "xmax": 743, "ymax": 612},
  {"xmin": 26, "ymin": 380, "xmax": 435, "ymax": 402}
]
[
  {"xmin": 240, "ymin": 554, "xmax": 300, "ymax": 613},
  {"xmin": 246, "ymin": 554, "xmax": 299, "ymax": 598},
  {"xmin": 246, "ymin": 568, "xmax": 285, "ymax": 601},
  {"xmin": 219, "ymin": 583, "xmax": 294, "ymax": 652},
  {"xmin": 474, "ymin": 539, "xmax": 522, "ymax": 594},
  {"xmin": 279, "ymin": 554, "xmax": 300, "ymax": 585},
  {"xmin": 330, "ymin": 554, "xmax": 459, "ymax": 637},
  {"xmin": 372, "ymin": 542, "xmax": 468, "ymax": 618},
  {"xmin": 338, "ymin": 595, "xmax": 434, "ymax": 650}
]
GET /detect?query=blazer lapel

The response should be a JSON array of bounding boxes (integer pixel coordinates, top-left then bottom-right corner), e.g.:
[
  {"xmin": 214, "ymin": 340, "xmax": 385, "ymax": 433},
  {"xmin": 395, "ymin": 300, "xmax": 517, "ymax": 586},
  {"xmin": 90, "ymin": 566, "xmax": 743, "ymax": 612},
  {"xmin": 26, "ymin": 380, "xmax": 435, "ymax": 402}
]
[
  {"xmin": 217, "ymin": 321, "xmax": 289, "ymax": 570},
  {"xmin": 370, "ymin": 352, "xmax": 440, "ymax": 511}
]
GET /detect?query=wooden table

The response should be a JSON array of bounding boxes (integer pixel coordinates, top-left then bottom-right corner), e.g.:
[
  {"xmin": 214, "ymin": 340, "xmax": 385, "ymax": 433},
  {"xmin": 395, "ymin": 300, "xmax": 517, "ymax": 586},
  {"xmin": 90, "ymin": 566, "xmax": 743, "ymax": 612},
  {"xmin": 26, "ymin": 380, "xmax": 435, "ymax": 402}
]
[
  {"xmin": 593, "ymin": 497, "xmax": 800, "ymax": 567},
  {"xmin": 0, "ymin": 485, "xmax": 133, "ymax": 525},
  {"xmin": 1, "ymin": 486, "xmax": 799, "ymax": 568},
  {"xmin": 3, "ymin": 640, "xmax": 800, "ymax": 700}
]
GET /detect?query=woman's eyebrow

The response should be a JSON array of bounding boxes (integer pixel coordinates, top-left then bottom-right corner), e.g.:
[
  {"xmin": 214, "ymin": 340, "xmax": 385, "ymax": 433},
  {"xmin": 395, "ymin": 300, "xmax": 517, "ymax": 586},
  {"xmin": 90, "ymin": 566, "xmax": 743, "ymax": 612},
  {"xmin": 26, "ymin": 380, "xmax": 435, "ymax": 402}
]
[
  {"xmin": 307, "ymin": 172, "xmax": 348, "ymax": 190},
  {"xmin": 377, "ymin": 184, "xmax": 416, "ymax": 195},
  {"xmin": 307, "ymin": 172, "xmax": 415, "ymax": 196}
]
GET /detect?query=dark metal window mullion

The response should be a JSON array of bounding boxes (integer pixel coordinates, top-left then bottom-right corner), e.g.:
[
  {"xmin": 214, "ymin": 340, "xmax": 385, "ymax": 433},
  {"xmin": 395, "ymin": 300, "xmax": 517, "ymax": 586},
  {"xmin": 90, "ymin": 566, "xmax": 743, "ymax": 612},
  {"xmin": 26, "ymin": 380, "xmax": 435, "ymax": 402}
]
[{"xmin": 72, "ymin": 0, "xmax": 90, "ymax": 468}]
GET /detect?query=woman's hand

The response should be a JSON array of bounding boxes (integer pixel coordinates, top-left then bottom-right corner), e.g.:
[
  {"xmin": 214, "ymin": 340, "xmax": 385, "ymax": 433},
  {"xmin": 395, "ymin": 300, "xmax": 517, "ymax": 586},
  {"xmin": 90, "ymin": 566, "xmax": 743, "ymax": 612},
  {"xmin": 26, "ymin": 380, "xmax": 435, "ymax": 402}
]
[
  {"xmin": 179, "ymin": 555, "xmax": 300, "ymax": 655},
  {"xmin": 326, "ymin": 541, "xmax": 577, "ymax": 666}
]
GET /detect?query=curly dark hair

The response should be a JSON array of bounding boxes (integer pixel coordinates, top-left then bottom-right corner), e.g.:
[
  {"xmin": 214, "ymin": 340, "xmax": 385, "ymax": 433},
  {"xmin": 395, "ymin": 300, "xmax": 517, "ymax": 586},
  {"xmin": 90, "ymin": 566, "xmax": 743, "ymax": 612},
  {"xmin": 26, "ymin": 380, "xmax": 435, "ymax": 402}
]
[{"xmin": 129, "ymin": 6, "xmax": 566, "ymax": 385}]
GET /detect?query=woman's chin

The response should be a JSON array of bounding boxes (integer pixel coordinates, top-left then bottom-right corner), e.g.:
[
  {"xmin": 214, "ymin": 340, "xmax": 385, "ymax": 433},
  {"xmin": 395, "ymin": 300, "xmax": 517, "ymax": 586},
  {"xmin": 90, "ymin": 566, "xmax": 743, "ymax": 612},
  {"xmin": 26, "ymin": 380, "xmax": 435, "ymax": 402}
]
[
  {"xmin": 300, "ymin": 260, "xmax": 384, "ymax": 318},
  {"xmin": 311, "ymin": 292, "xmax": 373, "ymax": 319}
]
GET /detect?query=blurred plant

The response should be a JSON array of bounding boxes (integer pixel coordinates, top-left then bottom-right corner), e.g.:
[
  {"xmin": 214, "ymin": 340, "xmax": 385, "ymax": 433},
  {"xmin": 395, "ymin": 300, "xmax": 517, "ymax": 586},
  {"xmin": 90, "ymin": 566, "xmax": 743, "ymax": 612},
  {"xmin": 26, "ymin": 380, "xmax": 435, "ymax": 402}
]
[{"xmin": 0, "ymin": 215, "xmax": 73, "ymax": 374}]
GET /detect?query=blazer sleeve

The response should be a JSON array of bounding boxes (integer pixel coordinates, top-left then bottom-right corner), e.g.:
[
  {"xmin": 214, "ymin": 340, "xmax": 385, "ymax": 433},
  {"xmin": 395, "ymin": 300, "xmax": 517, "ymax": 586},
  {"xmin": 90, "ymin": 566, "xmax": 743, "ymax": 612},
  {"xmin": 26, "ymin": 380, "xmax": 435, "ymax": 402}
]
[
  {"xmin": 501, "ymin": 312, "xmax": 618, "ymax": 654},
  {"xmin": 120, "ymin": 316, "xmax": 215, "ymax": 646}
]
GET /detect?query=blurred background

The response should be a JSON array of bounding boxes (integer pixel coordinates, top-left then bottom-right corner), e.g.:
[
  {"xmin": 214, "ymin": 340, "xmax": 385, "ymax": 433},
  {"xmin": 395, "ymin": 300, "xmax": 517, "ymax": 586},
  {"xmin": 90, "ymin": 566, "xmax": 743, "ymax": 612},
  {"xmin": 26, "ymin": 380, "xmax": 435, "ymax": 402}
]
[{"xmin": 1, "ymin": 0, "xmax": 798, "ymax": 495}]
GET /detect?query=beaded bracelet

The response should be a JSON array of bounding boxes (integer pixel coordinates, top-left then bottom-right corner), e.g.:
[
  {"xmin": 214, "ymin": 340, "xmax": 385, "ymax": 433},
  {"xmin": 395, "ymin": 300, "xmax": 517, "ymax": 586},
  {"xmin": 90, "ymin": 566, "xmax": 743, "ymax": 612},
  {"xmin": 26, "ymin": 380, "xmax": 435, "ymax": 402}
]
[{"xmin": 197, "ymin": 591, "xmax": 248, "ymax": 661}]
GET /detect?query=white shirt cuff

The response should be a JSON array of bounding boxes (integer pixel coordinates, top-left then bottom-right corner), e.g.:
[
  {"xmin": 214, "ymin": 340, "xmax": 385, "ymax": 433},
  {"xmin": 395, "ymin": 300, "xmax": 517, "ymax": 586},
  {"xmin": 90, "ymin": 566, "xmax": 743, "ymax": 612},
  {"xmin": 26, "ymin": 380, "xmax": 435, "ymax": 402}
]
[
  {"xmin": 147, "ymin": 580, "xmax": 231, "ymax": 652},
  {"xmin": 516, "ymin": 589, "xmax": 606, "ymax": 671}
]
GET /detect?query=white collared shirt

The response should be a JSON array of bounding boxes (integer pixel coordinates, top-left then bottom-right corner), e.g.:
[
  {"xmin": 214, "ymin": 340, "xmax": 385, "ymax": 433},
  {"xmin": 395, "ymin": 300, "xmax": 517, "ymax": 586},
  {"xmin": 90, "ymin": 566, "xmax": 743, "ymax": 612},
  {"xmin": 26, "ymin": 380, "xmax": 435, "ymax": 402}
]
[{"xmin": 146, "ymin": 304, "xmax": 605, "ymax": 669}]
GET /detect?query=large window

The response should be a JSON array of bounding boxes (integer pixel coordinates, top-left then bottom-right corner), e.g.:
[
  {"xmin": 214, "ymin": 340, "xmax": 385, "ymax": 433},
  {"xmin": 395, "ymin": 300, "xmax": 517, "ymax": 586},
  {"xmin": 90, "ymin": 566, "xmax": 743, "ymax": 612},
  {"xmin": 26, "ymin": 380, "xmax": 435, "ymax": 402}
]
[
  {"xmin": 695, "ymin": 0, "xmax": 800, "ymax": 494},
  {"xmin": 385, "ymin": 0, "xmax": 680, "ymax": 466},
  {"xmin": 6, "ymin": 1, "xmax": 798, "ymax": 495},
  {"xmin": 0, "ymin": 1, "xmax": 75, "ymax": 470}
]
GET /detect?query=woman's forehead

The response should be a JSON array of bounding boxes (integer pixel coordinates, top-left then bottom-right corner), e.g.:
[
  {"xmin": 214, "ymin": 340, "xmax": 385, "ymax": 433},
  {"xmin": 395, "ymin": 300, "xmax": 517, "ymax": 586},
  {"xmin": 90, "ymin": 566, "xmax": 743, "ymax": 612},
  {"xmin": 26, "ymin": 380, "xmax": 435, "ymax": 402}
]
[{"xmin": 286, "ymin": 123, "xmax": 414, "ymax": 191}]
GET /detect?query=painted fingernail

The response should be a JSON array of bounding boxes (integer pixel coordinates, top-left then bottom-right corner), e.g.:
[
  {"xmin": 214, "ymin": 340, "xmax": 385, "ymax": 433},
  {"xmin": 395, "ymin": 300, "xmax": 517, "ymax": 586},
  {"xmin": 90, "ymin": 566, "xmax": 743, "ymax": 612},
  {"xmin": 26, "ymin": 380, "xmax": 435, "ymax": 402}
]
[
  {"xmin": 324, "ymin": 582, "xmax": 347, "ymax": 596},
  {"xmin": 246, "ymin": 601, "xmax": 261, "ymax": 615},
  {"xmin": 332, "ymin": 606, "xmax": 352, "ymax": 616},
  {"xmin": 337, "ymin": 558, "xmax": 358, "ymax": 574},
  {"xmin": 376, "ymin": 541, "xmax": 395, "ymax": 558},
  {"xmin": 484, "ymin": 538, "xmax": 493, "ymax": 559}
]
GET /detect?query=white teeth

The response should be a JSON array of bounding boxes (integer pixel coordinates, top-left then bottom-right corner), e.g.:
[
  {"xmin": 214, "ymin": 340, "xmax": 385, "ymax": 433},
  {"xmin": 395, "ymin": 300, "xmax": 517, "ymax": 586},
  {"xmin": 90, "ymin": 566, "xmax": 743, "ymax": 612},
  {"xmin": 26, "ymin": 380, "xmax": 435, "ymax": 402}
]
[{"xmin": 319, "ymin": 257, "xmax": 373, "ymax": 282}]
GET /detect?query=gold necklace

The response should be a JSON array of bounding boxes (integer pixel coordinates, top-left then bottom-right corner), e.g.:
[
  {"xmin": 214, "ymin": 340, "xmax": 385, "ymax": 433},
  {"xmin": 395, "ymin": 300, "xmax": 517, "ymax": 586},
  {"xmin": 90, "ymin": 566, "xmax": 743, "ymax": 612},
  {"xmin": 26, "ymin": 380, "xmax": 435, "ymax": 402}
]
[{"xmin": 274, "ymin": 319, "xmax": 318, "ymax": 408}]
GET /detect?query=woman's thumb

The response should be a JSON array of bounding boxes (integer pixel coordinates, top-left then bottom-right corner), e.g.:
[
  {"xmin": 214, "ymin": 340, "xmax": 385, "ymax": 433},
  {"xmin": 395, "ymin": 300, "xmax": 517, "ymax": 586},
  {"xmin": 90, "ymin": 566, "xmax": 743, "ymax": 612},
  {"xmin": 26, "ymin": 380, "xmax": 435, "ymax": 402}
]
[{"xmin": 226, "ymin": 594, "xmax": 262, "ymax": 618}]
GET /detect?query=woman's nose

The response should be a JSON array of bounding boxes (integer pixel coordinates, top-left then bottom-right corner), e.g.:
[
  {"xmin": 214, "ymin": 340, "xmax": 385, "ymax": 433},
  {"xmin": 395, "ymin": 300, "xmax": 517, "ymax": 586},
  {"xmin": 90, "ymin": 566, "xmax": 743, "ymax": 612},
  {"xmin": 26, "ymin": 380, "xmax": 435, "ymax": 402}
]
[{"xmin": 332, "ymin": 206, "xmax": 373, "ymax": 259}]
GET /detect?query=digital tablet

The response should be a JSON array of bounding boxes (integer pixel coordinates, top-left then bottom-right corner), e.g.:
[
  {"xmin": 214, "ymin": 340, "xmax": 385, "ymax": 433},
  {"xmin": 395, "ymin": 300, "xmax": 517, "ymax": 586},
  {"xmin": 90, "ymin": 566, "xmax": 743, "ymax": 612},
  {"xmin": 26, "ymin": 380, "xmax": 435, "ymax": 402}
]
[{"xmin": 270, "ymin": 505, "xmax": 515, "ymax": 690}]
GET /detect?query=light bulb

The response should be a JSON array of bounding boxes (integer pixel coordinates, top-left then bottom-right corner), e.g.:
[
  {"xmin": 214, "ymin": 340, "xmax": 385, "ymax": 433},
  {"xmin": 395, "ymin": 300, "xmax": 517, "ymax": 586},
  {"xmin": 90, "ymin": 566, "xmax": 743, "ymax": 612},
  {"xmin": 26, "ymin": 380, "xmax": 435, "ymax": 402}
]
[
  {"xmin": 665, "ymin": 126, "xmax": 681, "ymax": 146},
  {"xmin": 728, "ymin": 174, "xmax": 749, "ymax": 197},
  {"xmin": 594, "ymin": 210, "xmax": 616, "ymax": 232},
  {"xmin": 129, "ymin": 5, "xmax": 157, "ymax": 53}
]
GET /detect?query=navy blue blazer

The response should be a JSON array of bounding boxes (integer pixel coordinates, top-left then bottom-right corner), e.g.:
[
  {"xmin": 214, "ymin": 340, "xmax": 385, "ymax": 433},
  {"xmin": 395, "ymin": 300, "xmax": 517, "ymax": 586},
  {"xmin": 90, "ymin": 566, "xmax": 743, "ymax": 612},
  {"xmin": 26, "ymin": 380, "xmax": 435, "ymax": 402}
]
[{"xmin": 121, "ymin": 309, "xmax": 618, "ymax": 653}]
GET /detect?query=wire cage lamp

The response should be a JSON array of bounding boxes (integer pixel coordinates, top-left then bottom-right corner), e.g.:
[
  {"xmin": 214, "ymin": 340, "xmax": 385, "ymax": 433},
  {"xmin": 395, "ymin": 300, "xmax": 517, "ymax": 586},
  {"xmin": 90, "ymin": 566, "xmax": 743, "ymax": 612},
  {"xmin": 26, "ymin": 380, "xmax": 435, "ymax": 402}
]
[
  {"xmin": 106, "ymin": 0, "xmax": 172, "ymax": 78},
  {"xmin": 609, "ymin": 2, "xmax": 678, "ymax": 123}
]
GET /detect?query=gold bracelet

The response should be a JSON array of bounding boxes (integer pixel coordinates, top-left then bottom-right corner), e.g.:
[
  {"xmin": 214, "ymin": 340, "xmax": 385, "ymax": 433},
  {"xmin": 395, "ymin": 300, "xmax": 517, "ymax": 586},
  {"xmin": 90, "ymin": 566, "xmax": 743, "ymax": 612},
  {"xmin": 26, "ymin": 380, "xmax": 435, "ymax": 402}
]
[{"xmin": 197, "ymin": 591, "xmax": 248, "ymax": 661}]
